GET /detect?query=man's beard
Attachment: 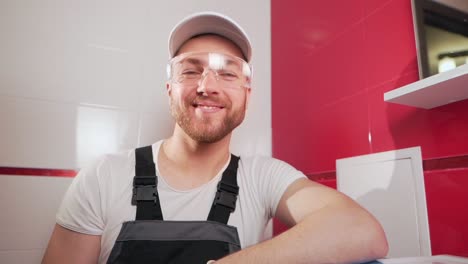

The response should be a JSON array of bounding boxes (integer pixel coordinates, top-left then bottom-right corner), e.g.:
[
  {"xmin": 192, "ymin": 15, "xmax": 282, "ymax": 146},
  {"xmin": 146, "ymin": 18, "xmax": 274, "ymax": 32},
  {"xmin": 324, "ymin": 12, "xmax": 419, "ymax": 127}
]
[{"xmin": 170, "ymin": 95, "xmax": 246, "ymax": 143}]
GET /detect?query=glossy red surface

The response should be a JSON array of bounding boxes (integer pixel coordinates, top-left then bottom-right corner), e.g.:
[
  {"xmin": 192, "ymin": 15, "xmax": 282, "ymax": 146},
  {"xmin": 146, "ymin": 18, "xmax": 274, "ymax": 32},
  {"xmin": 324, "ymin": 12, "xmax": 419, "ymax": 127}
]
[
  {"xmin": 272, "ymin": 0, "xmax": 468, "ymax": 255},
  {"xmin": 425, "ymin": 168, "xmax": 468, "ymax": 257},
  {"xmin": 362, "ymin": 0, "xmax": 418, "ymax": 90},
  {"xmin": 369, "ymin": 78, "xmax": 468, "ymax": 158}
]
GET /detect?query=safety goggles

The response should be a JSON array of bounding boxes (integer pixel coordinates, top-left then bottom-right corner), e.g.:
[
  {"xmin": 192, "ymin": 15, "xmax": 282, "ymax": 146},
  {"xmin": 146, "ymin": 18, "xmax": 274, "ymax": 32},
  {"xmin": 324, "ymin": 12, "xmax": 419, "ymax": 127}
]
[{"xmin": 167, "ymin": 52, "xmax": 252, "ymax": 89}]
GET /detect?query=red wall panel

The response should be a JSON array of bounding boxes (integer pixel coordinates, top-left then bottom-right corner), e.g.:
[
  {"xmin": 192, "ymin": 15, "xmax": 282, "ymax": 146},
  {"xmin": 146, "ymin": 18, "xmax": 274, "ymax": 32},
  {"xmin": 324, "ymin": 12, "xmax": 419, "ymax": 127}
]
[
  {"xmin": 425, "ymin": 168, "xmax": 468, "ymax": 257},
  {"xmin": 272, "ymin": 0, "xmax": 468, "ymax": 256}
]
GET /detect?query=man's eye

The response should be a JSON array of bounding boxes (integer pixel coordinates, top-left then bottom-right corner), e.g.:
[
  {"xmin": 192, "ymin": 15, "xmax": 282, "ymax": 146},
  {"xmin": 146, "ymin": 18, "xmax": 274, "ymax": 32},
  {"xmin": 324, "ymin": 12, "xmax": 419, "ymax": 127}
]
[
  {"xmin": 182, "ymin": 70, "xmax": 202, "ymax": 77},
  {"xmin": 219, "ymin": 71, "xmax": 239, "ymax": 80}
]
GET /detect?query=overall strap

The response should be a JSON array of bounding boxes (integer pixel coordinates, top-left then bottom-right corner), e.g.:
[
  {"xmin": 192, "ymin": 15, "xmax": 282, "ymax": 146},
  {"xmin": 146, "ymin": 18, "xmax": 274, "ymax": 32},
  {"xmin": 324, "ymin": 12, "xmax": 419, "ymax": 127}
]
[
  {"xmin": 207, "ymin": 154, "xmax": 240, "ymax": 224},
  {"xmin": 132, "ymin": 145, "xmax": 163, "ymax": 220}
]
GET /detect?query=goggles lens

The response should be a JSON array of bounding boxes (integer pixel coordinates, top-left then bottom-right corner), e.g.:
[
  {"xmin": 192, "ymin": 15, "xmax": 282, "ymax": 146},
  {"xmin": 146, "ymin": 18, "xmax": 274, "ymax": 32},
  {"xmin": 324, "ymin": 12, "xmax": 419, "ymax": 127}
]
[{"xmin": 167, "ymin": 52, "xmax": 252, "ymax": 89}]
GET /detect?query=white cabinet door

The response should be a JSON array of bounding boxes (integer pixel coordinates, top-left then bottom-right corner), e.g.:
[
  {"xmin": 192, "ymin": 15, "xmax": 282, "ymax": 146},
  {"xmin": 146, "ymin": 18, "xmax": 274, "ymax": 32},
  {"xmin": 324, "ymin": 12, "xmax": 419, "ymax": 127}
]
[{"xmin": 336, "ymin": 146, "xmax": 431, "ymax": 258}]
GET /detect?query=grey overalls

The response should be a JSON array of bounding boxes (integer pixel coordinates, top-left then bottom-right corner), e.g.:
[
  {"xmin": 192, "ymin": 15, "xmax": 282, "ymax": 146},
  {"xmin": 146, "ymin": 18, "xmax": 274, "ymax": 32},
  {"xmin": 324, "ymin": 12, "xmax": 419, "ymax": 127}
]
[{"xmin": 107, "ymin": 145, "xmax": 241, "ymax": 263}]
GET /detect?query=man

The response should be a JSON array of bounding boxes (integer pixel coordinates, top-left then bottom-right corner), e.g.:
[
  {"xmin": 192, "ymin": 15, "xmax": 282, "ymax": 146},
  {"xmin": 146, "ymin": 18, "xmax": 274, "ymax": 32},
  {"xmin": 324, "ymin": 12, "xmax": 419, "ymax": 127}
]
[{"xmin": 43, "ymin": 12, "xmax": 388, "ymax": 264}]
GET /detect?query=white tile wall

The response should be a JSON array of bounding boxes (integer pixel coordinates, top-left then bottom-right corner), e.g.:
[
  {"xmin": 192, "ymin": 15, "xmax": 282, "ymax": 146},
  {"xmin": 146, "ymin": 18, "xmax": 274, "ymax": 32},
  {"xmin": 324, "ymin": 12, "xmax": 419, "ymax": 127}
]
[
  {"xmin": 0, "ymin": 96, "xmax": 78, "ymax": 169},
  {"xmin": 0, "ymin": 176, "xmax": 73, "ymax": 264},
  {"xmin": 0, "ymin": 250, "xmax": 45, "ymax": 264},
  {"xmin": 0, "ymin": 0, "xmax": 147, "ymax": 110},
  {"xmin": 75, "ymin": 104, "xmax": 139, "ymax": 168},
  {"xmin": 0, "ymin": 96, "xmax": 140, "ymax": 169}
]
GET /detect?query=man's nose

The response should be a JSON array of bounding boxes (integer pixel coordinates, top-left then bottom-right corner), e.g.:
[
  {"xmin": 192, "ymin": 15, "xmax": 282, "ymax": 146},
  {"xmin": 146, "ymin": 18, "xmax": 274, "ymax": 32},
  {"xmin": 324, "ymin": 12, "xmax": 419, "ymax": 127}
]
[{"xmin": 197, "ymin": 70, "xmax": 220, "ymax": 95}]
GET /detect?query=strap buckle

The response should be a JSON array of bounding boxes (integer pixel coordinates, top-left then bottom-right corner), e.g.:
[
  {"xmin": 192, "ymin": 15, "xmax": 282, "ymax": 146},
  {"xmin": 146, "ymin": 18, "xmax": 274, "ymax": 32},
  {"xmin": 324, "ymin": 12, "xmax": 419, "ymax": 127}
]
[
  {"xmin": 213, "ymin": 181, "xmax": 239, "ymax": 212},
  {"xmin": 131, "ymin": 176, "xmax": 157, "ymax": 205},
  {"xmin": 218, "ymin": 181, "xmax": 239, "ymax": 194}
]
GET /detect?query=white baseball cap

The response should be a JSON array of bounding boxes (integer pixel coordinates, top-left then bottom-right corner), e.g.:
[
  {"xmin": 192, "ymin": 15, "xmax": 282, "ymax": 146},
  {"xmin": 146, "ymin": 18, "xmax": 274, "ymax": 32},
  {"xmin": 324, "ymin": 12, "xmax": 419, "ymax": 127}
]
[{"xmin": 168, "ymin": 12, "xmax": 252, "ymax": 62}]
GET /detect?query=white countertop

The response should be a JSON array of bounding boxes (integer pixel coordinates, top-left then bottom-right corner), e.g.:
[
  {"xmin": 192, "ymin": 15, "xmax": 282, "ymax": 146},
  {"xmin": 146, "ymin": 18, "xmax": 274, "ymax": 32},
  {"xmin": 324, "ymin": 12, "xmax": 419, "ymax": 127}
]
[{"xmin": 374, "ymin": 255, "xmax": 468, "ymax": 264}]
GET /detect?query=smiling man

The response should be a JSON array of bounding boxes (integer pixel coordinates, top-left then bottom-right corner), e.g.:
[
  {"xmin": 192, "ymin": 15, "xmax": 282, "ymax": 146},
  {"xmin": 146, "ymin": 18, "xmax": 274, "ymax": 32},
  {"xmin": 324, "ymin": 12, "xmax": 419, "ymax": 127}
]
[
  {"xmin": 42, "ymin": 12, "xmax": 388, "ymax": 264},
  {"xmin": 168, "ymin": 36, "xmax": 250, "ymax": 144}
]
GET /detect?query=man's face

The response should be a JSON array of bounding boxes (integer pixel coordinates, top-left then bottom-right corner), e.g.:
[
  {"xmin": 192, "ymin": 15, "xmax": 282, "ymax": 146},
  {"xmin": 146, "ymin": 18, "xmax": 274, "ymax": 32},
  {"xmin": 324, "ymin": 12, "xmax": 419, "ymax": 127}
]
[{"xmin": 167, "ymin": 35, "xmax": 251, "ymax": 143}]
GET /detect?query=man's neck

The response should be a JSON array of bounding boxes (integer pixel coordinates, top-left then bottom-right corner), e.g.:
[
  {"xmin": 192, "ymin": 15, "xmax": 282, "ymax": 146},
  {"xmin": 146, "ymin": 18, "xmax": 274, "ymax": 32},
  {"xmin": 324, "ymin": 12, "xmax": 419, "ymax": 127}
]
[{"xmin": 158, "ymin": 129, "xmax": 232, "ymax": 190}]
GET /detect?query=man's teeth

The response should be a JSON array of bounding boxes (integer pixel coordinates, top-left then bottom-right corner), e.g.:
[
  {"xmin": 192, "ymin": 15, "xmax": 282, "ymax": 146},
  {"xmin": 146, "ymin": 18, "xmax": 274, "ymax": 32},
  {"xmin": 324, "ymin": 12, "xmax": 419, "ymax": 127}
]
[{"xmin": 198, "ymin": 105, "xmax": 219, "ymax": 109}]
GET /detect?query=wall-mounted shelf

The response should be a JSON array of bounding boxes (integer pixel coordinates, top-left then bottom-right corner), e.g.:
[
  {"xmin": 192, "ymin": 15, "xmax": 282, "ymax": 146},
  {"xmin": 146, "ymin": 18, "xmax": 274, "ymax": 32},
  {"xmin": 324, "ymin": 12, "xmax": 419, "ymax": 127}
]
[{"xmin": 384, "ymin": 63, "xmax": 468, "ymax": 109}]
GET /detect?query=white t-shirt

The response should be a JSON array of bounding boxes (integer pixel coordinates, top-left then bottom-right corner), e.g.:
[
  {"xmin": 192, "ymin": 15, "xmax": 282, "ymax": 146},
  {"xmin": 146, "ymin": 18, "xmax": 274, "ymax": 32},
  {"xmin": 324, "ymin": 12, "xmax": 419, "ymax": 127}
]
[{"xmin": 56, "ymin": 141, "xmax": 305, "ymax": 263}]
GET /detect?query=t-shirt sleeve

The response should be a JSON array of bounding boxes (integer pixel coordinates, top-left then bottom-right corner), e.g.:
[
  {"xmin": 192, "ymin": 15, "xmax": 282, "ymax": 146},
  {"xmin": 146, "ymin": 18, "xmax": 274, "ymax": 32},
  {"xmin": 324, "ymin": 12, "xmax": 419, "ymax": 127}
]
[
  {"xmin": 55, "ymin": 157, "xmax": 108, "ymax": 235},
  {"xmin": 247, "ymin": 157, "xmax": 306, "ymax": 219}
]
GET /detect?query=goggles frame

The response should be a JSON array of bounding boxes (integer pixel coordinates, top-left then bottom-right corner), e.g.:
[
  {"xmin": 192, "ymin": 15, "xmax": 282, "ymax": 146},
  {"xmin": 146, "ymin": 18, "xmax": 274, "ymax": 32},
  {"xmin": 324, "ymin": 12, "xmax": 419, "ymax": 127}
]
[{"xmin": 167, "ymin": 52, "xmax": 253, "ymax": 89}]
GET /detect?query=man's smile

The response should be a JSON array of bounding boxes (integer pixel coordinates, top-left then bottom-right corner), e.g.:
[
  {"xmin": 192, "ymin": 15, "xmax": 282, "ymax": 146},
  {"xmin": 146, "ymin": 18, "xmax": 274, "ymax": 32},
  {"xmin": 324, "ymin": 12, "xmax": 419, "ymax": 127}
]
[{"xmin": 192, "ymin": 101, "xmax": 225, "ymax": 113}]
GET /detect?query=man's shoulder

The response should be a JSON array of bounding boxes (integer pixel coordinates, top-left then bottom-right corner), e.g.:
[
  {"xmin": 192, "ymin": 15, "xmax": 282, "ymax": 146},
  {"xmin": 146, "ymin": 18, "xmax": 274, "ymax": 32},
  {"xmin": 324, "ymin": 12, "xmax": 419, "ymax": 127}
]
[
  {"xmin": 237, "ymin": 155, "xmax": 303, "ymax": 179},
  {"xmin": 99, "ymin": 148, "xmax": 136, "ymax": 167},
  {"xmin": 238, "ymin": 154, "xmax": 292, "ymax": 168},
  {"xmin": 77, "ymin": 146, "xmax": 139, "ymax": 179},
  {"xmin": 99, "ymin": 140, "xmax": 162, "ymax": 167},
  {"xmin": 238, "ymin": 154, "xmax": 305, "ymax": 180},
  {"xmin": 95, "ymin": 141, "xmax": 164, "ymax": 175}
]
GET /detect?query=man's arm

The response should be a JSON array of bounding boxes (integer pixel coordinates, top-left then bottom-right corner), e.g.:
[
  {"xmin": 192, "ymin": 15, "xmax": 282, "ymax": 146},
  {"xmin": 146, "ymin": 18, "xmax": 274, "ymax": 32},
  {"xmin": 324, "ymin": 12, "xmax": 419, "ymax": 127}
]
[
  {"xmin": 42, "ymin": 224, "xmax": 101, "ymax": 264},
  {"xmin": 218, "ymin": 178, "xmax": 389, "ymax": 263}
]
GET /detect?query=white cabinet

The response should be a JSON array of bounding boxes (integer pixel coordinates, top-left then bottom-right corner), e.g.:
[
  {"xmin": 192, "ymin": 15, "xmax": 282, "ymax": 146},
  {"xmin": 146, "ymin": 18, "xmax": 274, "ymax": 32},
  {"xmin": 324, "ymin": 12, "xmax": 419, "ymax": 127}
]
[{"xmin": 336, "ymin": 147, "xmax": 431, "ymax": 258}]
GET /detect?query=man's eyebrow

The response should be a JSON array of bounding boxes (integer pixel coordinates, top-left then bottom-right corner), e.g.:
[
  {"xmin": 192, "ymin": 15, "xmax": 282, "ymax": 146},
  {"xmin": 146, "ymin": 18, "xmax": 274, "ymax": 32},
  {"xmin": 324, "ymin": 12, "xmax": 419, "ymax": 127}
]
[
  {"xmin": 224, "ymin": 59, "xmax": 237, "ymax": 66},
  {"xmin": 182, "ymin": 58, "xmax": 203, "ymax": 65}
]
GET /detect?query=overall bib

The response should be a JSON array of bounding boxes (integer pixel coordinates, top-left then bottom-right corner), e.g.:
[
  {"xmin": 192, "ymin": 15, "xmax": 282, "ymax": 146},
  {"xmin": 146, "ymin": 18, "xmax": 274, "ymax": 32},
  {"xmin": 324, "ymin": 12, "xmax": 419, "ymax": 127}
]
[{"xmin": 107, "ymin": 146, "xmax": 241, "ymax": 264}]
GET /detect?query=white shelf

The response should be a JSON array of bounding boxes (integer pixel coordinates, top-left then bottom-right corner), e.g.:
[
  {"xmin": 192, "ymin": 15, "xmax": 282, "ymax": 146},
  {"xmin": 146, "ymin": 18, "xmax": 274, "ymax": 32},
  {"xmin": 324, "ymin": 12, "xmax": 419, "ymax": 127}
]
[{"xmin": 384, "ymin": 63, "xmax": 468, "ymax": 109}]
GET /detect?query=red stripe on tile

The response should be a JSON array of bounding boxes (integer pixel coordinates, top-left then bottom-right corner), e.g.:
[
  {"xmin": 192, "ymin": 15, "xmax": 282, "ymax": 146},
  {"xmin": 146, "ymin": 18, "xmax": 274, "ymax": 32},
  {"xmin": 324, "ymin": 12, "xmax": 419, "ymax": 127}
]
[
  {"xmin": 1, "ymin": 154, "xmax": 465, "ymax": 178},
  {"xmin": 306, "ymin": 171, "xmax": 336, "ymax": 181},
  {"xmin": 0, "ymin": 167, "xmax": 77, "ymax": 177},
  {"xmin": 423, "ymin": 154, "xmax": 468, "ymax": 171},
  {"xmin": 304, "ymin": 154, "xmax": 468, "ymax": 181}
]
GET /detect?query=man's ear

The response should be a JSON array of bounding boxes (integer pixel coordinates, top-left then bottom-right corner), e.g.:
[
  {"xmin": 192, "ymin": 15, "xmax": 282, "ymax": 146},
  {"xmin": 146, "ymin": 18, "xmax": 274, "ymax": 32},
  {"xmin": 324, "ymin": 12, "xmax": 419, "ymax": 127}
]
[
  {"xmin": 245, "ymin": 87, "xmax": 252, "ymax": 110},
  {"xmin": 166, "ymin": 82, "xmax": 172, "ymax": 95},
  {"xmin": 166, "ymin": 82, "xmax": 174, "ymax": 106}
]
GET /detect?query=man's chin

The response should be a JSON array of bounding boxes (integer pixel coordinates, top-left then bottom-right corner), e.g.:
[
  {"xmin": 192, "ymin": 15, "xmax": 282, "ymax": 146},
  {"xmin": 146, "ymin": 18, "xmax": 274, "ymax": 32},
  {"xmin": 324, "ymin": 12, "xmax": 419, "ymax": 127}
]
[{"xmin": 187, "ymin": 130, "xmax": 230, "ymax": 144}]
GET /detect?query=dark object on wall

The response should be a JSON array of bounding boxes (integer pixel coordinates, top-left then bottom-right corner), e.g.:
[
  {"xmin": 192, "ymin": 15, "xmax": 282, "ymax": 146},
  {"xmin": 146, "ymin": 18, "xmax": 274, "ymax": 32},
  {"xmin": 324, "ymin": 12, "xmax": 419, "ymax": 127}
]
[{"xmin": 412, "ymin": 0, "xmax": 468, "ymax": 78}]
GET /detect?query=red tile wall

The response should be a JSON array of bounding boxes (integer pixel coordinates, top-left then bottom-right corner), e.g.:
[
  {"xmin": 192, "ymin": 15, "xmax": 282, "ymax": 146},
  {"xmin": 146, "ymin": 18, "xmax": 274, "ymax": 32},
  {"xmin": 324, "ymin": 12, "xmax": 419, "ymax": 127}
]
[
  {"xmin": 271, "ymin": 0, "xmax": 468, "ymax": 256},
  {"xmin": 425, "ymin": 168, "xmax": 468, "ymax": 256}
]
